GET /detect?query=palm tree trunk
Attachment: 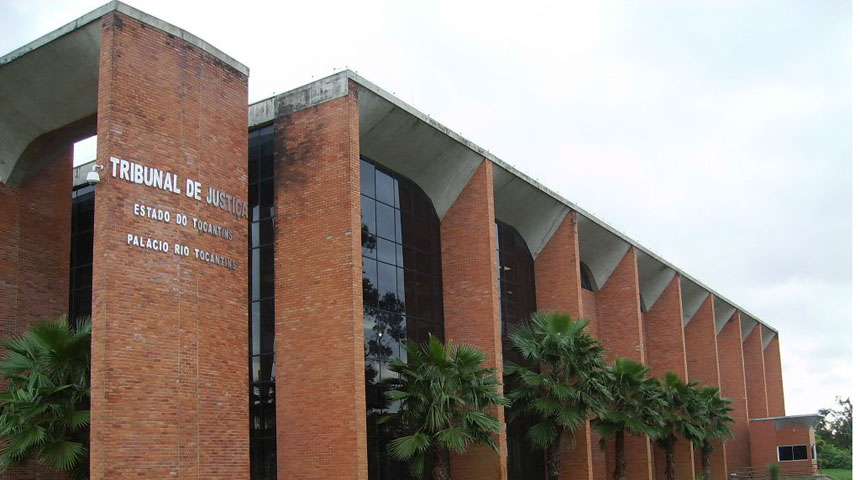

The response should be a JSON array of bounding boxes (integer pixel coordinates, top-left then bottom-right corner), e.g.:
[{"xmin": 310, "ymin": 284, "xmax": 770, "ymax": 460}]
[
  {"xmin": 432, "ymin": 446, "xmax": 451, "ymax": 480},
  {"xmin": 664, "ymin": 437, "xmax": 676, "ymax": 480},
  {"xmin": 701, "ymin": 447, "xmax": 711, "ymax": 480},
  {"xmin": 614, "ymin": 431, "xmax": 626, "ymax": 480},
  {"xmin": 547, "ymin": 441, "xmax": 561, "ymax": 480}
]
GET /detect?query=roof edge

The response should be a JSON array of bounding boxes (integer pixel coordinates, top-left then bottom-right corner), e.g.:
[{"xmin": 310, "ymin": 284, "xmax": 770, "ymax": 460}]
[{"xmin": 1, "ymin": 1, "xmax": 248, "ymax": 76}]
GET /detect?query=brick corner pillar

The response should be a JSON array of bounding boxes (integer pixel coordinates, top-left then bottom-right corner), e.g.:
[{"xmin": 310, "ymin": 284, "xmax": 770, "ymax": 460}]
[
  {"xmin": 644, "ymin": 275, "xmax": 695, "ymax": 480},
  {"xmin": 684, "ymin": 295, "xmax": 728, "ymax": 480},
  {"xmin": 717, "ymin": 312, "xmax": 751, "ymax": 472},
  {"xmin": 440, "ymin": 159, "xmax": 507, "ymax": 480},
  {"xmin": 534, "ymin": 211, "xmax": 594, "ymax": 480},
  {"xmin": 275, "ymin": 82, "xmax": 368, "ymax": 478},
  {"xmin": 743, "ymin": 324, "xmax": 769, "ymax": 420},
  {"xmin": 0, "ymin": 147, "xmax": 73, "ymax": 480},
  {"xmin": 595, "ymin": 247, "xmax": 654, "ymax": 480},
  {"xmin": 91, "ymin": 11, "xmax": 249, "ymax": 480},
  {"xmin": 763, "ymin": 336, "xmax": 786, "ymax": 417}
]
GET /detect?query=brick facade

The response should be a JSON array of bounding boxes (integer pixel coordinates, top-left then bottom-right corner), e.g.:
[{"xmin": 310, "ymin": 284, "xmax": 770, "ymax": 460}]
[
  {"xmin": 743, "ymin": 324, "xmax": 769, "ymax": 419},
  {"xmin": 90, "ymin": 12, "xmax": 249, "ymax": 479},
  {"xmin": 440, "ymin": 159, "xmax": 508, "ymax": 480},
  {"xmin": 0, "ymin": 147, "xmax": 72, "ymax": 480},
  {"xmin": 595, "ymin": 248, "xmax": 654, "ymax": 480},
  {"xmin": 534, "ymin": 212, "xmax": 594, "ymax": 480},
  {"xmin": 273, "ymin": 83, "xmax": 368, "ymax": 479},
  {"xmin": 764, "ymin": 337, "xmax": 786, "ymax": 417},
  {"xmin": 717, "ymin": 312, "xmax": 751, "ymax": 471}
]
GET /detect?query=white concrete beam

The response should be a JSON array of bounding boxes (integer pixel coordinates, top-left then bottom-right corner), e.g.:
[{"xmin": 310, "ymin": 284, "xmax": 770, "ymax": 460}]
[
  {"xmin": 680, "ymin": 275, "xmax": 710, "ymax": 326},
  {"xmin": 577, "ymin": 216, "xmax": 631, "ymax": 289},
  {"xmin": 714, "ymin": 297, "xmax": 737, "ymax": 335},
  {"xmin": 637, "ymin": 251, "xmax": 677, "ymax": 312}
]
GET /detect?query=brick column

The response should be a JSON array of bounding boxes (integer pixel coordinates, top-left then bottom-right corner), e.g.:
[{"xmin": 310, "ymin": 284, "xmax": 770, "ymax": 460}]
[
  {"xmin": 0, "ymin": 148, "xmax": 72, "ymax": 480},
  {"xmin": 763, "ymin": 337, "xmax": 786, "ymax": 417},
  {"xmin": 743, "ymin": 324, "xmax": 769, "ymax": 419},
  {"xmin": 717, "ymin": 312, "xmax": 750, "ymax": 472},
  {"xmin": 644, "ymin": 275, "xmax": 695, "ymax": 480},
  {"xmin": 274, "ymin": 83, "xmax": 367, "ymax": 479},
  {"xmin": 440, "ymin": 159, "xmax": 507, "ymax": 480},
  {"xmin": 684, "ymin": 295, "xmax": 727, "ymax": 480},
  {"xmin": 91, "ymin": 12, "xmax": 249, "ymax": 479},
  {"xmin": 534, "ymin": 211, "xmax": 594, "ymax": 480},
  {"xmin": 596, "ymin": 247, "xmax": 653, "ymax": 480}
]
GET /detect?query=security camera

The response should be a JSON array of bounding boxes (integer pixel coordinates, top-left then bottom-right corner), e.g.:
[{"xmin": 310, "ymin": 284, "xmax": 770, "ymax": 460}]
[{"xmin": 86, "ymin": 164, "xmax": 104, "ymax": 185}]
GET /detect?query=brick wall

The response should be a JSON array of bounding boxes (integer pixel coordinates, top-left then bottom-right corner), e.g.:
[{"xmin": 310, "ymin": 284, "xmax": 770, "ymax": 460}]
[
  {"xmin": 684, "ymin": 295, "xmax": 728, "ymax": 480},
  {"xmin": 743, "ymin": 324, "xmax": 769, "ymax": 419},
  {"xmin": 763, "ymin": 337, "xmax": 786, "ymax": 417},
  {"xmin": 717, "ymin": 312, "xmax": 751, "ymax": 472},
  {"xmin": 595, "ymin": 248, "xmax": 654, "ymax": 480},
  {"xmin": 534, "ymin": 211, "xmax": 594, "ymax": 480},
  {"xmin": 91, "ymin": 12, "xmax": 249, "ymax": 479},
  {"xmin": 643, "ymin": 275, "xmax": 695, "ymax": 480},
  {"xmin": 0, "ymin": 147, "xmax": 72, "ymax": 480},
  {"xmin": 440, "ymin": 159, "xmax": 507, "ymax": 480},
  {"xmin": 273, "ymin": 82, "xmax": 367, "ymax": 479}
]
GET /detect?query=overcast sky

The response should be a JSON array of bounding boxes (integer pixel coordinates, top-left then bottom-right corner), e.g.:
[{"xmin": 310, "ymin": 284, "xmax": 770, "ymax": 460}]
[{"xmin": 0, "ymin": 0, "xmax": 851, "ymax": 415}]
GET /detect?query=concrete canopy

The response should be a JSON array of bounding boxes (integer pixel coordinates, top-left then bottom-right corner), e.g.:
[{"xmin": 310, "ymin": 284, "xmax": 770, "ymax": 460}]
[
  {"xmin": 762, "ymin": 326, "xmax": 777, "ymax": 349},
  {"xmin": 680, "ymin": 275, "xmax": 710, "ymax": 325},
  {"xmin": 492, "ymin": 165, "xmax": 569, "ymax": 257},
  {"xmin": 577, "ymin": 216, "xmax": 630, "ymax": 290},
  {"xmin": 637, "ymin": 250, "xmax": 677, "ymax": 312},
  {"xmin": 741, "ymin": 312, "xmax": 758, "ymax": 341},
  {"xmin": 714, "ymin": 296, "xmax": 737, "ymax": 335},
  {"xmin": 749, "ymin": 414, "xmax": 823, "ymax": 430},
  {"xmin": 0, "ymin": 1, "xmax": 247, "ymax": 187}
]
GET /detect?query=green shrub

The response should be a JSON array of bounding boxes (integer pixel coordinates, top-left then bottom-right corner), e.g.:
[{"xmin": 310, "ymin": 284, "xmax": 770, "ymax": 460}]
[
  {"xmin": 767, "ymin": 462, "xmax": 779, "ymax": 480},
  {"xmin": 817, "ymin": 439, "xmax": 852, "ymax": 469}
]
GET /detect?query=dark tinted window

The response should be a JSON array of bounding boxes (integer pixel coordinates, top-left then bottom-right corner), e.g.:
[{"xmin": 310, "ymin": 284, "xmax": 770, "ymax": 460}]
[
  {"xmin": 496, "ymin": 221, "xmax": 545, "ymax": 480},
  {"xmin": 361, "ymin": 158, "xmax": 444, "ymax": 480},
  {"xmin": 249, "ymin": 124, "xmax": 276, "ymax": 480},
  {"xmin": 69, "ymin": 185, "xmax": 95, "ymax": 322}
]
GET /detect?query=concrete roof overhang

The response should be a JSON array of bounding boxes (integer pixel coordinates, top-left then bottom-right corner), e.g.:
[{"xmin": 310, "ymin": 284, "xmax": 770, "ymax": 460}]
[
  {"xmin": 680, "ymin": 276, "xmax": 710, "ymax": 326},
  {"xmin": 761, "ymin": 325, "xmax": 778, "ymax": 349},
  {"xmin": 637, "ymin": 251, "xmax": 676, "ymax": 312},
  {"xmin": 750, "ymin": 414, "xmax": 824, "ymax": 430},
  {"xmin": 740, "ymin": 312, "xmax": 758, "ymax": 341},
  {"xmin": 249, "ymin": 70, "xmax": 779, "ymax": 335},
  {"xmin": 0, "ymin": 1, "xmax": 247, "ymax": 187}
]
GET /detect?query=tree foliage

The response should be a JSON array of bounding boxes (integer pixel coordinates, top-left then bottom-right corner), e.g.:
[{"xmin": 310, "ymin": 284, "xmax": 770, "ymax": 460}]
[
  {"xmin": 383, "ymin": 335, "xmax": 508, "ymax": 480},
  {"xmin": 690, "ymin": 386, "xmax": 734, "ymax": 480},
  {"xmin": 652, "ymin": 372, "xmax": 705, "ymax": 480},
  {"xmin": 0, "ymin": 316, "xmax": 91, "ymax": 479},
  {"xmin": 504, "ymin": 312, "xmax": 610, "ymax": 480},
  {"xmin": 816, "ymin": 397, "xmax": 852, "ymax": 469}
]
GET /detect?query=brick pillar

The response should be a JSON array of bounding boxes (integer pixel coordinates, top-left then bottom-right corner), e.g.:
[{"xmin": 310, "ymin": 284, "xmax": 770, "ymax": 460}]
[
  {"xmin": 274, "ymin": 83, "xmax": 367, "ymax": 479},
  {"xmin": 534, "ymin": 211, "xmax": 594, "ymax": 480},
  {"xmin": 644, "ymin": 275, "xmax": 694, "ymax": 480},
  {"xmin": 91, "ymin": 12, "xmax": 249, "ymax": 479},
  {"xmin": 596, "ymin": 247, "xmax": 653, "ymax": 480},
  {"xmin": 440, "ymin": 159, "xmax": 507, "ymax": 480},
  {"xmin": 764, "ymin": 337, "xmax": 786, "ymax": 417},
  {"xmin": 717, "ymin": 312, "xmax": 750, "ymax": 472},
  {"xmin": 684, "ymin": 295, "xmax": 727, "ymax": 480},
  {"xmin": 0, "ymin": 147, "xmax": 72, "ymax": 480},
  {"xmin": 743, "ymin": 324, "xmax": 769, "ymax": 419}
]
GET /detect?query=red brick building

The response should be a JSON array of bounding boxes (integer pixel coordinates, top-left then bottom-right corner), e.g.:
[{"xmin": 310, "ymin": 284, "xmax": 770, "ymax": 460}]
[{"xmin": 0, "ymin": 3, "xmax": 820, "ymax": 480}]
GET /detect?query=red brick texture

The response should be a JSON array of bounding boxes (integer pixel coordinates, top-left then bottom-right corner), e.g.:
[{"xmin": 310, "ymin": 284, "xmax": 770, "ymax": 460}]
[
  {"xmin": 743, "ymin": 324, "xmax": 769, "ymax": 419},
  {"xmin": 749, "ymin": 419, "xmax": 818, "ymax": 474},
  {"xmin": 534, "ymin": 211, "xmax": 594, "ymax": 480},
  {"xmin": 440, "ymin": 159, "xmax": 507, "ymax": 480},
  {"xmin": 595, "ymin": 248, "xmax": 654, "ymax": 480},
  {"xmin": 763, "ymin": 337, "xmax": 786, "ymax": 417},
  {"xmin": 643, "ymin": 275, "xmax": 695, "ymax": 480},
  {"xmin": 91, "ymin": 12, "xmax": 249, "ymax": 479},
  {"xmin": 684, "ymin": 295, "xmax": 727, "ymax": 480},
  {"xmin": 717, "ymin": 312, "xmax": 751, "ymax": 472},
  {"xmin": 274, "ymin": 83, "xmax": 367, "ymax": 479},
  {"xmin": 0, "ymin": 147, "xmax": 72, "ymax": 480}
]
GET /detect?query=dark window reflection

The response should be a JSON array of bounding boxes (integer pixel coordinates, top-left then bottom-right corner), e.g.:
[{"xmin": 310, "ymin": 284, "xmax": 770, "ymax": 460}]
[
  {"xmin": 249, "ymin": 124, "xmax": 277, "ymax": 480},
  {"xmin": 496, "ymin": 221, "xmax": 545, "ymax": 480},
  {"xmin": 69, "ymin": 185, "xmax": 94, "ymax": 322},
  {"xmin": 361, "ymin": 157, "xmax": 444, "ymax": 480}
]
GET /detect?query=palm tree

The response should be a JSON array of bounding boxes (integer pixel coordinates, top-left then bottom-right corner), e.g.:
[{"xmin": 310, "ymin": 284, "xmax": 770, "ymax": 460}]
[
  {"xmin": 504, "ymin": 311, "xmax": 609, "ymax": 480},
  {"xmin": 653, "ymin": 372, "xmax": 705, "ymax": 480},
  {"xmin": 592, "ymin": 357, "xmax": 665, "ymax": 480},
  {"xmin": 691, "ymin": 386, "xmax": 734, "ymax": 480},
  {"xmin": 383, "ymin": 334, "xmax": 508, "ymax": 480},
  {"xmin": 0, "ymin": 315, "xmax": 91, "ymax": 479}
]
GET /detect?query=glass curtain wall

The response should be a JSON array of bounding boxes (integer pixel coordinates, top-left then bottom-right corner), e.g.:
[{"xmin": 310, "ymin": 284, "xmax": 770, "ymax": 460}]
[
  {"xmin": 496, "ymin": 221, "xmax": 546, "ymax": 480},
  {"xmin": 249, "ymin": 125, "xmax": 276, "ymax": 480},
  {"xmin": 361, "ymin": 157, "xmax": 445, "ymax": 480},
  {"xmin": 69, "ymin": 185, "xmax": 95, "ymax": 321}
]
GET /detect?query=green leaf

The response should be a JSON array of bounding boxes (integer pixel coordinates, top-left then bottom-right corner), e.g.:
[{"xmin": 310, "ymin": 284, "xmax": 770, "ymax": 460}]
[{"xmin": 40, "ymin": 440, "xmax": 86, "ymax": 471}]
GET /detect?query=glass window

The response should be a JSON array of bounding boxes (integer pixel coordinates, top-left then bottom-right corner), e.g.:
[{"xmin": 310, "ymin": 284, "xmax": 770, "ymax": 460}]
[
  {"xmin": 361, "ymin": 157, "xmax": 444, "ymax": 480},
  {"xmin": 249, "ymin": 124, "xmax": 277, "ymax": 480},
  {"xmin": 777, "ymin": 444, "xmax": 809, "ymax": 462},
  {"xmin": 69, "ymin": 186, "xmax": 94, "ymax": 322}
]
